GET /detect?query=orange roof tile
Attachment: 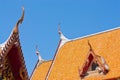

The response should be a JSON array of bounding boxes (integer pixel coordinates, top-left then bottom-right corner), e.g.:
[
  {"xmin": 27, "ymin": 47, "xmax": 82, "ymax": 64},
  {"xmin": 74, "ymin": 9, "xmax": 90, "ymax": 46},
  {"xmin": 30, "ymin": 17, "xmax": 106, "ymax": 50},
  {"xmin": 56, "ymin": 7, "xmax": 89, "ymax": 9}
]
[
  {"xmin": 31, "ymin": 60, "xmax": 52, "ymax": 80},
  {"xmin": 47, "ymin": 28, "xmax": 120, "ymax": 80}
]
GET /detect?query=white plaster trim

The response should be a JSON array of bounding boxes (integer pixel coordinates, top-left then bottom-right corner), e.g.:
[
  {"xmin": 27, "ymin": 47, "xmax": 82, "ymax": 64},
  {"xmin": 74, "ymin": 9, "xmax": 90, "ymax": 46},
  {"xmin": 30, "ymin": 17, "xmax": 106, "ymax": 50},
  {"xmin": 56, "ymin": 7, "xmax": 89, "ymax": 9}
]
[
  {"xmin": 0, "ymin": 28, "xmax": 15, "ymax": 49},
  {"xmin": 0, "ymin": 28, "xmax": 16, "ymax": 54},
  {"xmin": 36, "ymin": 49, "xmax": 45, "ymax": 66},
  {"xmin": 46, "ymin": 27, "xmax": 120, "ymax": 80},
  {"xmin": 59, "ymin": 31, "xmax": 70, "ymax": 48},
  {"xmin": 71, "ymin": 27, "xmax": 120, "ymax": 41},
  {"xmin": 0, "ymin": 43, "xmax": 5, "ymax": 50},
  {"xmin": 45, "ymin": 40, "xmax": 62, "ymax": 80}
]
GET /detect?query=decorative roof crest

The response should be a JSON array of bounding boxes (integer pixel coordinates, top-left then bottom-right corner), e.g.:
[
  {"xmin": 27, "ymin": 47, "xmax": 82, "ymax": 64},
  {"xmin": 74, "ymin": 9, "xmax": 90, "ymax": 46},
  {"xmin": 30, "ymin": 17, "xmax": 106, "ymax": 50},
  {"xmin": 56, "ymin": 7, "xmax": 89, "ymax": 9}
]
[
  {"xmin": 36, "ymin": 46, "xmax": 44, "ymax": 65},
  {"xmin": 58, "ymin": 23, "xmax": 70, "ymax": 47},
  {"xmin": 13, "ymin": 7, "xmax": 24, "ymax": 33}
]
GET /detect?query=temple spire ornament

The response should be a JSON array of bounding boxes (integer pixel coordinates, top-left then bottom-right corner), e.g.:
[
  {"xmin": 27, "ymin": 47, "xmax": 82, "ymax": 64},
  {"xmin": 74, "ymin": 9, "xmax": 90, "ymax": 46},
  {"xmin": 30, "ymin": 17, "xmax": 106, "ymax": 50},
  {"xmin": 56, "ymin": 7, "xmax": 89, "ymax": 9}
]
[
  {"xmin": 0, "ymin": 7, "xmax": 29, "ymax": 80},
  {"xmin": 36, "ymin": 46, "xmax": 44, "ymax": 65},
  {"xmin": 58, "ymin": 23, "xmax": 70, "ymax": 47},
  {"xmin": 13, "ymin": 7, "xmax": 24, "ymax": 33}
]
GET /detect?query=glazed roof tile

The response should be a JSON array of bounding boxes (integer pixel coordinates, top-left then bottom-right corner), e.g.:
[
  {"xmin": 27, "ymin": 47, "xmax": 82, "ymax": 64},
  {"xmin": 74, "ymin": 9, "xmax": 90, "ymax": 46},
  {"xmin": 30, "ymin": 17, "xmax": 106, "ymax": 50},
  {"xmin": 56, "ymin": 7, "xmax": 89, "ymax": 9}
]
[{"xmin": 47, "ymin": 28, "xmax": 120, "ymax": 80}]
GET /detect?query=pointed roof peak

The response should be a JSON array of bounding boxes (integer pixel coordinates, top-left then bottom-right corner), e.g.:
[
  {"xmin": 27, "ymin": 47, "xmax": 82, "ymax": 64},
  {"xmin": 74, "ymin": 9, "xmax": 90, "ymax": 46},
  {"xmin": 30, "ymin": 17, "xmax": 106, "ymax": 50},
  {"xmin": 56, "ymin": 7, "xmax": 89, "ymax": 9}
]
[
  {"xmin": 36, "ymin": 45, "xmax": 44, "ymax": 65},
  {"xmin": 57, "ymin": 23, "xmax": 70, "ymax": 47},
  {"xmin": 13, "ymin": 7, "xmax": 24, "ymax": 33},
  {"xmin": 58, "ymin": 23, "xmax": 70, "ymax": 40}
]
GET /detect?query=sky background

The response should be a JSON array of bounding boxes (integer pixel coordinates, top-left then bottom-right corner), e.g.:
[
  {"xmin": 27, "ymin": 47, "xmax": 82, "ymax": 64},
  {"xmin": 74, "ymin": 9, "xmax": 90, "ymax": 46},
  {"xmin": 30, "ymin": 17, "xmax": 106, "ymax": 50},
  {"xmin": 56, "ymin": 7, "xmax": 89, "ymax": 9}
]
[{"xmin": 0, "ymin": 0, "xmax": 120, "ymax": 77}]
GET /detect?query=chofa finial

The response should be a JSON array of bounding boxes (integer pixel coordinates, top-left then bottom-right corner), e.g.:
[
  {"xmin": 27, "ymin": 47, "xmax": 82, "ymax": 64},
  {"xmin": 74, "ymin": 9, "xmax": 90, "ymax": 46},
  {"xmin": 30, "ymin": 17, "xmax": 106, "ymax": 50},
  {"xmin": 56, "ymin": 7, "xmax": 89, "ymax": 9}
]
[
  {"xmin": 17, "ymin": 7, "xmax": 24, "ymax": 26},
  {"xmin": 58, "ymin": 23, "xmax": 70, "ymax": 47},
  {"xmin": 58, "ymin": 23, "xmax": 69, "ymax": 40},
  {"xmin": 13, "ymin": 7, "xmax": 25, "ymax": 33},
  {"xmin": 58, "ymin": 22, "xmax": 61, "ymax": 34},
  {"xmin": 36, "ymin": 45, "xmax": 44, "ymax": 64}
]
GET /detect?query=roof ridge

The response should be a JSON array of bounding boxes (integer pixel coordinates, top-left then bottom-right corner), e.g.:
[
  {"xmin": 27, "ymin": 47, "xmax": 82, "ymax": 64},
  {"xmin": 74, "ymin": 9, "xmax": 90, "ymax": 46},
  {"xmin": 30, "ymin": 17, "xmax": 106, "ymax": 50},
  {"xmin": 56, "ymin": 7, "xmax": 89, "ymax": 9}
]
[
  {"xmin": 71, "ymin": 27, "xmax": 120, "ymax": 41},
  {"xmin": 45, "ymin": 40, "xmax": 62, "ymax": 80},
  {"xmin": 30, "ymin": 59, "xmax": 52, "ymax": 80}
]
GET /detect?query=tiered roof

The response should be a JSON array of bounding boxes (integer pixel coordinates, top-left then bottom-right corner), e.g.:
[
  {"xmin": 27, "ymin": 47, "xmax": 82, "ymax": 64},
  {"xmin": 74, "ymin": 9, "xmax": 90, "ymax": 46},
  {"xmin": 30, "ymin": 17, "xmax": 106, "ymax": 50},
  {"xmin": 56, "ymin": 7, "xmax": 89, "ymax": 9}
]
[
  {"xmin": 31, "ymin": 27, "xmax": 120, "ymax": 80},
  {"xmin": 0, "ymin": 7, "xmax": 29, "ymax": 80},
  {"xmin": 31, "ymin": 60, "xmax": 52, "ymax": 80}
]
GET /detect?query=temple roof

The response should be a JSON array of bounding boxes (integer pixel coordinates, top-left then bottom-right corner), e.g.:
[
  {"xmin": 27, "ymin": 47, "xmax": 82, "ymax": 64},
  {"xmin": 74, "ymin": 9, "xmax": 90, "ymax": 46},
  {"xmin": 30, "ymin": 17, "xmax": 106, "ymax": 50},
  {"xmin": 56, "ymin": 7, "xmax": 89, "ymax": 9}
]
[
  {"xmin": 30, "ymin": 60, "xmax": 52, "ymax": 80},
  {"xmin": 45, "ymin": 27, "xmax": 120, "ymax": 79},
  {"xmin": 0, "ymin": 7, "xmax": 29, "ymax": 80}
]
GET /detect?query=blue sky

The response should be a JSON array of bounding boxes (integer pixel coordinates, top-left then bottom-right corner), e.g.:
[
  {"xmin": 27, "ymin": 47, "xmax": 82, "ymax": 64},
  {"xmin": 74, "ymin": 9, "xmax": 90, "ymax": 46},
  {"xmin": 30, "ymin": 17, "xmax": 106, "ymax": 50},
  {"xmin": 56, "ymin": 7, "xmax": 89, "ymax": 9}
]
[{"xmin": 0, "ymin": 0, "xmax": 120, "ymax": 76}]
